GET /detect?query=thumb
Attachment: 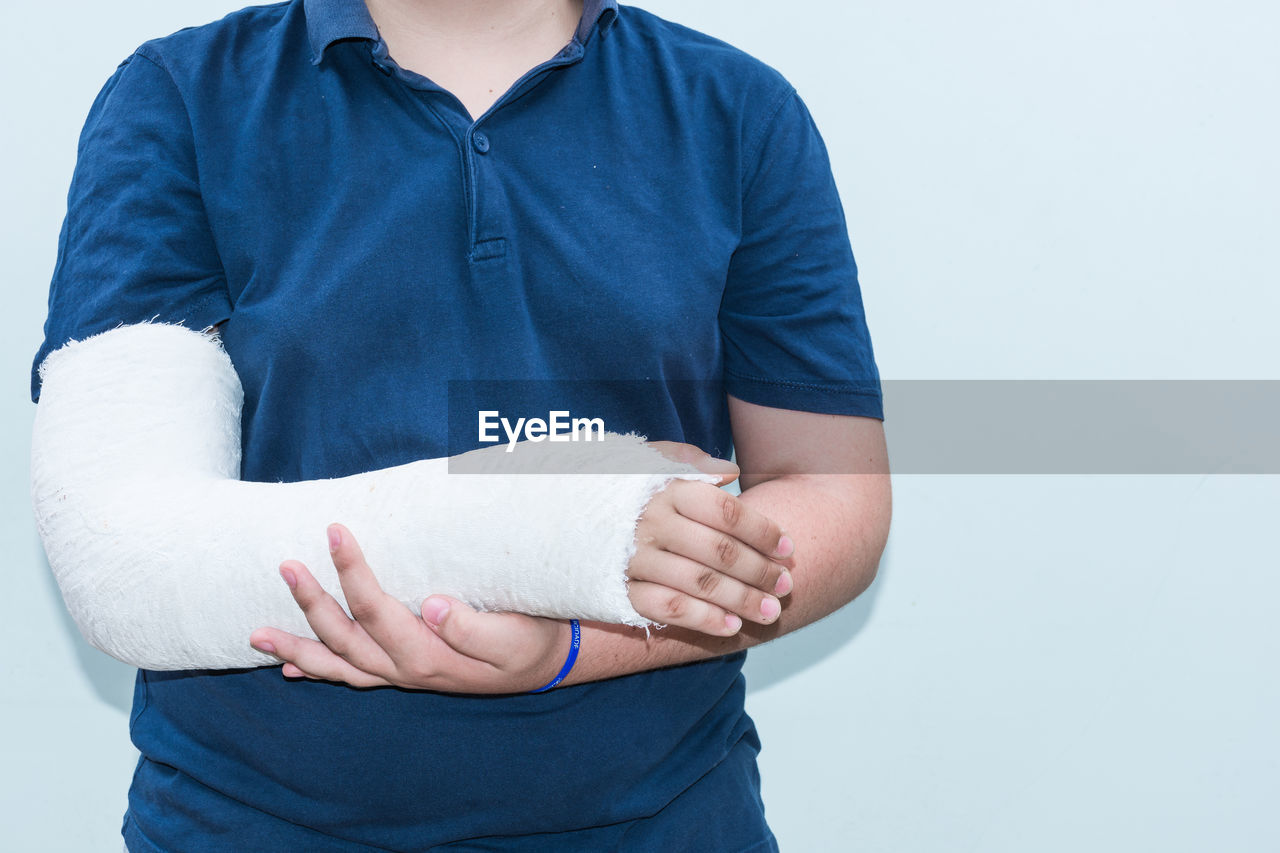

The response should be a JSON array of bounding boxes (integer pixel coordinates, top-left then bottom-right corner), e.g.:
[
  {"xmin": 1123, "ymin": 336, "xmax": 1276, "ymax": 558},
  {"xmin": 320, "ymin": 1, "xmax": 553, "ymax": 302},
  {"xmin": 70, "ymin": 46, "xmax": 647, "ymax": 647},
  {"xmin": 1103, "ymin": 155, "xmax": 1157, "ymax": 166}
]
[{"xmin": 420, "ymin": 595, "xmax": 502, "ymax": 664}]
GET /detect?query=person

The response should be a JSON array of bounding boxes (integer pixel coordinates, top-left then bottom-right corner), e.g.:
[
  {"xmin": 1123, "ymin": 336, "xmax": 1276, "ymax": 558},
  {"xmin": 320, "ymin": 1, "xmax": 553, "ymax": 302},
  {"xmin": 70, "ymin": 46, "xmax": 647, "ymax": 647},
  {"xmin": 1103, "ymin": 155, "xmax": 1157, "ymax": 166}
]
[{"xmin": 32, "ymin": 0, "xmax": 891, "ymax": 849}]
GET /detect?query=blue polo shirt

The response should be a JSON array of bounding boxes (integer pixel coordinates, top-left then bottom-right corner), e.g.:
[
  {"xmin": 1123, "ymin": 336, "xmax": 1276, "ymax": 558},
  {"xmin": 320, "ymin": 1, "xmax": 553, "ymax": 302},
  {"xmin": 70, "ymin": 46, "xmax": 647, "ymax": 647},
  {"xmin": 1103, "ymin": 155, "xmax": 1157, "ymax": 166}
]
[{"xmin": 34, "ymin": 0, "xmax": 882, "ymax": 849}]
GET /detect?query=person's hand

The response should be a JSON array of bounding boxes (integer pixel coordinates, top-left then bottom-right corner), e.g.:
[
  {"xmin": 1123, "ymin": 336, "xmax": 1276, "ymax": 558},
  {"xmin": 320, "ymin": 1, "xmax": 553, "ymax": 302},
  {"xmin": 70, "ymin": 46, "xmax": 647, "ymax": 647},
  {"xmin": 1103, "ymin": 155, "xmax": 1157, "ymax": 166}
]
[
  {"xmin": 633, "ymin": 442, "xmax": 796, "ymax": 637},
  {"xmin": 248, "ymin": 523, "xmax": 570, "ymax": 693}
]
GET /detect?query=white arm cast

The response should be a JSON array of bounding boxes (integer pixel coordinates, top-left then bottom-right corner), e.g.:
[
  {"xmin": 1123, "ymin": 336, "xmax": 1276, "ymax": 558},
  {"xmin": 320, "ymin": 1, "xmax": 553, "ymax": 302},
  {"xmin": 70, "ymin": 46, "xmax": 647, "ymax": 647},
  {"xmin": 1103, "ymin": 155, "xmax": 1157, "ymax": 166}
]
[{"xmin": 31, "ymin": 324, "xmax": 715, "ymax": 670}]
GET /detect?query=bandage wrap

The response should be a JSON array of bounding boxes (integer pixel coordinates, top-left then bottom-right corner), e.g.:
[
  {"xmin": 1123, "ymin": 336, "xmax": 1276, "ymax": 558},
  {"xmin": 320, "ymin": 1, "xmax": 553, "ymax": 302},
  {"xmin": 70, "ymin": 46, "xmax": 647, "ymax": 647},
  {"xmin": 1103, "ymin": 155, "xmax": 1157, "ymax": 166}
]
[{"xmin": 31, "ymin": 324, "xmax": 716, "ymax": 670}]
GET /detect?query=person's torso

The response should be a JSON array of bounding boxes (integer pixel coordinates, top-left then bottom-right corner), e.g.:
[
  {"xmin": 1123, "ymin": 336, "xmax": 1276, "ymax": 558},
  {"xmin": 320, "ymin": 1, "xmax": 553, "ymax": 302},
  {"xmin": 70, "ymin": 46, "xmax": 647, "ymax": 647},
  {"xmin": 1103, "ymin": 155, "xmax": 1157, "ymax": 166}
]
[{"xmin": 125, "ymin": 1, "xmax": 789, "ymax": 847}]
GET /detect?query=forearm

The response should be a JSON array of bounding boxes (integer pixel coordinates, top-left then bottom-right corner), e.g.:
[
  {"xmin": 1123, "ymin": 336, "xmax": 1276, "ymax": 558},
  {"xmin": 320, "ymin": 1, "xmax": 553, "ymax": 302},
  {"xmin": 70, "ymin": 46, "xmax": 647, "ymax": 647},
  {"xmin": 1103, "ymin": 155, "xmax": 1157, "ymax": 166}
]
[
  {"xmin": 32, "ymin": 324, "xmax": 714, "ymax": 669},
  {"xmin": 564, "ymin": 472, "xmax": 892, "ymax": 684}
]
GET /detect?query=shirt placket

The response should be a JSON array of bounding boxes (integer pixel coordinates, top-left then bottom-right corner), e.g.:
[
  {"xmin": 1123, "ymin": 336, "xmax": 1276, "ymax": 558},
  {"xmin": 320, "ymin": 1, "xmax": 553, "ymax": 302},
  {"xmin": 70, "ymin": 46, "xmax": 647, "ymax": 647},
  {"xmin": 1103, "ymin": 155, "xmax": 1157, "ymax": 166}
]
[{"xmin": 371, "ymin": 38, "xmax": 585, "ymax": 267}]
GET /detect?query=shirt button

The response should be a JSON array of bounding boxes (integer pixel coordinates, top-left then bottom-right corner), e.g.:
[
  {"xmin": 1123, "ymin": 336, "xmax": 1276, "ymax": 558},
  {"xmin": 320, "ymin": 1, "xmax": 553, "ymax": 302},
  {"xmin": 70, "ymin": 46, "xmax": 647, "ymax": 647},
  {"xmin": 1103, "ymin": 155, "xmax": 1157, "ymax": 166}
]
[{"xmin": 472, "ymin": 133, "xmax": 491, "ymax": 154}]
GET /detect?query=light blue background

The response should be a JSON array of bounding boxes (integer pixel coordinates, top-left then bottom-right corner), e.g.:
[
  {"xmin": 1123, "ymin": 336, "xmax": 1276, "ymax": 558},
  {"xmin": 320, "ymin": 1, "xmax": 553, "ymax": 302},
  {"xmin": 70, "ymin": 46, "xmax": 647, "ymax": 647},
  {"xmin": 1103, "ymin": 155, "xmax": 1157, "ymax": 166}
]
[{"xmin": 3, "ymin": 2, "xmax": 1277, "ymax": 850}]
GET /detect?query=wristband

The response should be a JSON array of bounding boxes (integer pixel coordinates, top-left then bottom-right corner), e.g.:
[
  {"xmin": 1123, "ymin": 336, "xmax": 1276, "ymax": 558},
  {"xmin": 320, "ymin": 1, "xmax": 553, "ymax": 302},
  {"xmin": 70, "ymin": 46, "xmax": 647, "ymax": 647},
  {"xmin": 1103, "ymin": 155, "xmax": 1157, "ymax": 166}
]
[{"xmin": 528, "ymin": 619, "xmax": 581, "ymax": 694}]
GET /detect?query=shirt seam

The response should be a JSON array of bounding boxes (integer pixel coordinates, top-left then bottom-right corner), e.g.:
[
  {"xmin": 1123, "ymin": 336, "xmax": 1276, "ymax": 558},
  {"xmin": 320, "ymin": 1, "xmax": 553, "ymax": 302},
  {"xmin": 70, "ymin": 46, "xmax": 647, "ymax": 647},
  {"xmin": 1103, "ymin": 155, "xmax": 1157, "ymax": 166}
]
[
  {"xmin": 129, "ymin": 47, "xmax": 235, "ymax": 315},
  {"xmin": 740, "ymin": 85, "xmax": 797, "ymax": 196},
  {"xmin": 724, "ymin": 367, "xmax": 881, "ymax": 396},
  {"xmin": 183, "ymin": 288, "xmax": 235, "ymax": 328}
]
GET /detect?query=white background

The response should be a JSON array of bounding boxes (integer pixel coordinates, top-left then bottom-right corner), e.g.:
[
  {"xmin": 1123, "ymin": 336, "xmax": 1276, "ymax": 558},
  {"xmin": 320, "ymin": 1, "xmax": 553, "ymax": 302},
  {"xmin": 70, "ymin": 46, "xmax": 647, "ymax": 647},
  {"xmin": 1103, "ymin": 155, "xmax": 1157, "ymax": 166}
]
[{"xmin": 2, "ymin": 1, "xmax": 1277, "ymax": 850}]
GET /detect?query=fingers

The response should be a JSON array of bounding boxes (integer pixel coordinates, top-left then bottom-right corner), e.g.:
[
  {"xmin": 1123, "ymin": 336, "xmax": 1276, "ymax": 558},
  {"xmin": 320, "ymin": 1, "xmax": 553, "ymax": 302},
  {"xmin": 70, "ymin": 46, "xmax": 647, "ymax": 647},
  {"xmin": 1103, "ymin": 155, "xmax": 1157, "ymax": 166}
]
[
  {"xmin": 648, "ymin": 440, "xmax": 740, "ymax": 486},
  {"xmin": 628, "ymin": 480, "xmax": 795, "ymax": 635},
  {"xmin": 326, "ymin": 523, "xmax": 428, "ymax": 652},
  {"xmin": 670, "ymin": 481, "xmax": 795, "ymax": 571},
  {"xmin": 627, "ymin": 580, "xmax": 743, "ymax": 637},
  {"xmin": 628, "ymin": 542, "xmax": 783, "ymax": 630},
  {"xmin": 418, "ymin": 596, "xmax": 544, "ymax": 673},
  {"xmin": 267, "ymin": 557, "xmax": 398, "ymax": 674},
  {"xmin": 250, "ymin": 628, "xmax": 392, "ymax": 688},
  {"xmin": 418, "ymin": 598, "xmax": 580, "ymax": 694},
  {"xmin": 419, "ymin": 596, "xmax": 488, "ymax": 664},
  {"xmin": 642, "ymin": 481, "xmax": 792, "ymax": 599},
  {"xmin": 256, "ymin": 525, "xmax": 527, "ymax": 692},
  {"xmin": 663, "ymin": 509, "xmax": 788, "ymax": 600}
]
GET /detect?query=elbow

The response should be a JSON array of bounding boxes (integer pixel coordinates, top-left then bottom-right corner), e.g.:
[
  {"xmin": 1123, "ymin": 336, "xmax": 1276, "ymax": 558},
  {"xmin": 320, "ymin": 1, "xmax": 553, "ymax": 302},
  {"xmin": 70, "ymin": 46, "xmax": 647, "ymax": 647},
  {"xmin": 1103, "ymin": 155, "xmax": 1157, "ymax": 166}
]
[
  {"xmin": 845, "ymin": 473, "xmax": 892, "ymax": 603},
  {"xmin": 35, "ymin": 482, "xmax": 176, "ymax": 669}
]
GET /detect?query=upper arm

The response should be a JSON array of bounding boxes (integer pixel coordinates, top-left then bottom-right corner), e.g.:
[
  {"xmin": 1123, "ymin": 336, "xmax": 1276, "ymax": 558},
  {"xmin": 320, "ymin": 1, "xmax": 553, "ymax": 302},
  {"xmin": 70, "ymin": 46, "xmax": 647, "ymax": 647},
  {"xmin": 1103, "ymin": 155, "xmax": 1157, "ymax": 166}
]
[
  {"xmin": 31, "ymin": 49, "xmax": 231, "ymax": 402},
  {"xmin": 718, "ymin": 88, "xmax": 881, "ymax": 419},
  {"xmin": 719, "ymin": 89, "xmax": 885, "ymax": 491},
  {"xmin": 727, "ymin": 395, "xmax": 889, "ymax": 489}
]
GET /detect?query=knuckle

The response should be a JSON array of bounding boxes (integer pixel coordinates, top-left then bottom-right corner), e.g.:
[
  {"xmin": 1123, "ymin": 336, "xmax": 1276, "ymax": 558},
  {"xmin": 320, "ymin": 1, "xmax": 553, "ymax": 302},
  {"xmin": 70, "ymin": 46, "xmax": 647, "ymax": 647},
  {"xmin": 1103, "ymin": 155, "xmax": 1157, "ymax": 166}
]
[
  {"xmin": 642, "ymin": 490, "xmax": 674, "ymax": 517},
  {"xmin": 667, "ymin": 479, "xmax": 694, "ymax": 501},
  {"xmin": 715, "ymin": 535, "xmax": 741, "ymax": 569},
  {"xmin": 694, "ymin": 569, "xmax": 720, "ymax": 596},
  {"xmin": 263, "ymin": 636, "xmax": 290, "ymax": 659},
  {"xmin": 632, "ymin": 519, "xmax": 659, "ymax": 546},
  {"xmin": 322, "ymin": 630, "xmax": 354, "ymax": 658},
  {"xmin": 402, "ymin": 661, "xmax": 437, "ymax": 685},
  {"xmin": 718, "ymin": 493, "xmax": 742, "ymax": 528},
  {"xmin": 292, "ymin": 584, "xmax": 321, "ymax": 609},
  {"xmin": 664, "ymin": 593, "xmax": 687, "ymax": 621},
  {"xmin": 346, "ymin": 599, "xmax": 378, "ymax": 623}
]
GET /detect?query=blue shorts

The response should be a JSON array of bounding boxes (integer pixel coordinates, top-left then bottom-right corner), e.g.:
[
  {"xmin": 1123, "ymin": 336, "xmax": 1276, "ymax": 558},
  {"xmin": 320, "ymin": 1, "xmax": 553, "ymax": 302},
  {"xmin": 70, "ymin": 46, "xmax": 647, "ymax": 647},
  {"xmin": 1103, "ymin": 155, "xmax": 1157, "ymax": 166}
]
[{"xmin": 122, "ymin": 733, "xmax": 777, "ymax": 852}]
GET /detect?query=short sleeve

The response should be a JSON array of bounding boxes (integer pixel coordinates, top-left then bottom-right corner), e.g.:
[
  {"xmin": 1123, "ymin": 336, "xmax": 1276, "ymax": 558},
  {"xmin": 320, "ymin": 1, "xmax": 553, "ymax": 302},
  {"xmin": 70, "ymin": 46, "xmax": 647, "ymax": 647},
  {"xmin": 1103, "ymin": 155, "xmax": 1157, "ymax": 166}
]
[
  {"xmin": 719, "ymin": 88, "xmax": 883, "ymax": 419},
  {"xmin": 31, "ymin": 49, "xmax": 233, "ymax": 402}
]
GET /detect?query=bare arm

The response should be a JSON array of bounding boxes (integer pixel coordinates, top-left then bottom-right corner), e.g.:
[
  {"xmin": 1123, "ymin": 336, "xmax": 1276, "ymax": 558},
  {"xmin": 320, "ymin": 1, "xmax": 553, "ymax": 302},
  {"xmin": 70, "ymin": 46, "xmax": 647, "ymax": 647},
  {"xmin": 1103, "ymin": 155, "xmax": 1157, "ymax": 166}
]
[
  {"xmin": 255, "ymin": 394, "xmax": 890, "ymax": 691},
  {"xmin": 560, "ymin": 396, "xmax": 892, "ymax": 684}
]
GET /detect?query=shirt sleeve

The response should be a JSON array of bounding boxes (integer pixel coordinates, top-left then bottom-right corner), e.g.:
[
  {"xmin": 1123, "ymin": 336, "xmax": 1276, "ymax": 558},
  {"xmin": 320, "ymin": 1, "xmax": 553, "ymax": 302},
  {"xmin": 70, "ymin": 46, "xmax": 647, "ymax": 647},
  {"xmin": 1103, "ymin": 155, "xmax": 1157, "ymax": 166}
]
[
  {"xmin": 719, "ymin": 87, "xmax": 883, "ymax": 419},
  {"xmin": 31, "ymin": 48, "xmax": 233, "ymax": 402}
]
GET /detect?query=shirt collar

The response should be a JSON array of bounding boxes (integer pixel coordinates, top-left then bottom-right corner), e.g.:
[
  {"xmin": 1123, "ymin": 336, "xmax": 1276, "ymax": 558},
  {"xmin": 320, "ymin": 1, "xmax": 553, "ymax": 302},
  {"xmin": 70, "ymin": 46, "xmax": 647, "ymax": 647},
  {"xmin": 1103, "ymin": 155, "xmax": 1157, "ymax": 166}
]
[{"xmin": 305, "ymin": 0, "xmax": 619, "ymax": 66}]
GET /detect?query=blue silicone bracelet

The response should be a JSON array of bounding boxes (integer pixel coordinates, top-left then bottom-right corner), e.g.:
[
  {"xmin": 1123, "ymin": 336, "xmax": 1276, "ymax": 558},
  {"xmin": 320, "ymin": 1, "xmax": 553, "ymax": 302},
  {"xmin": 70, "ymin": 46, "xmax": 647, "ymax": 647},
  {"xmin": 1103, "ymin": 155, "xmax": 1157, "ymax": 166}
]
[{"xmin": 528, "ymin": 619, "xmax": 581, "ymax": 694}]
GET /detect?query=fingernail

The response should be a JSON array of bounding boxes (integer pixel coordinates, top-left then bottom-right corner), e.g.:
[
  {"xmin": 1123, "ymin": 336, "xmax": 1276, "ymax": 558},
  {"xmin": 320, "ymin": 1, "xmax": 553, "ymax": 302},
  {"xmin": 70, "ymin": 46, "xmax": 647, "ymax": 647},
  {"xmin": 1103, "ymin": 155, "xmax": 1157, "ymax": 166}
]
[
  {"xmin": 279, "ymin": 567, "xmax": 296, "ymax": 589},
  {"xmin": 253, "ymin": 640, "xmax": 276, "ymax": 654},
  {"xmin": 773, "ymin": 535, "xmax": 794, "ymax": 559},
  {"xmin": 724, "ymin": 614, "xmax": 743, "ymax": 634},
  {"xmin": 422, "ymin": 598, "xmax": 450, "ymax": 627},
  {"xmin": 774, "ymin": 570, "xmax": 793, "ymax": 597},
  {"xmin": 760, "ymin": 597, "xmax": 781, "ymax": 621},
  {"xmin": 327, "ymin": 525, "xmax": 342, "ymax": 552}
]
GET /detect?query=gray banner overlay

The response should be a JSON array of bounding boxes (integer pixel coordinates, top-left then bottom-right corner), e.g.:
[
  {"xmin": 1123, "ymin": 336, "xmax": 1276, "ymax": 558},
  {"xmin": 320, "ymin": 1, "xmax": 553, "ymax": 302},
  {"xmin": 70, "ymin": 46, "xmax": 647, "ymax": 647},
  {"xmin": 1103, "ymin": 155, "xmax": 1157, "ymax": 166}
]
[
  {"xmin": 882, "ymin": 380, "xmax": 1279, "ymax": 474},
  {"xmin": 445, "ymin": 380, "xmax": 1278, "ymax": 474}
]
